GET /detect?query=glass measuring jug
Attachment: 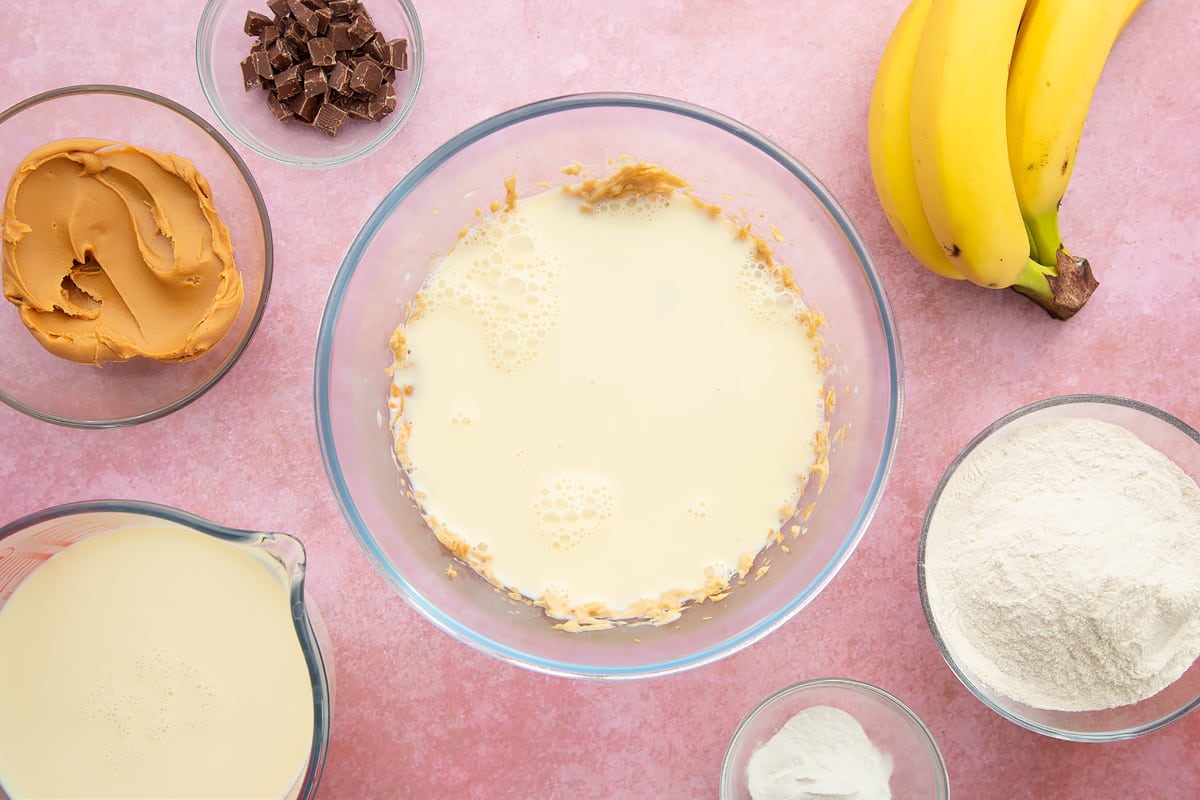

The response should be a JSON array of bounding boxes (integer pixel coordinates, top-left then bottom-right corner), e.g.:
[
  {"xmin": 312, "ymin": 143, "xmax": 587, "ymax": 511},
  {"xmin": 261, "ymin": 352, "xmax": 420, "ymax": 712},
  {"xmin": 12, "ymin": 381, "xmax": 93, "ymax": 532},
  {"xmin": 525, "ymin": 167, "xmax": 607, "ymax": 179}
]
[{"xmin": 0, "ymin": 500, "xmax": 333, "ymax": 800}]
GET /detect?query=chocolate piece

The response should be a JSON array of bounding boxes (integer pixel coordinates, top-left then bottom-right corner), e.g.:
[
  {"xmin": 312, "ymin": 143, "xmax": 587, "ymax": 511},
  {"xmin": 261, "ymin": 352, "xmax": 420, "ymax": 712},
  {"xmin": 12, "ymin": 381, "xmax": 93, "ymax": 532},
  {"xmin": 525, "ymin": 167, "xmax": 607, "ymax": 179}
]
[
  {"xmin": 328, "ymin": 0, "xmax": 353, "ymax": 16},
  {"xmin": 267, "ymin": 38, "xmax": 293, "ymax": 71},
  {"xmin": 290, "ymin": 92, "xmax": 322, "ymax": 122},
  {"xmin": 328, "ymin": 21, "xmax": 352, "ymax": 50},
  {"xmin": 327, "ymin": 61, "xmax": 352, "ymax": 94},
  {"xmin": 382, "ymin": 37, "xmax": 407, "ymax": 70},
  {"xmin": 367, "ymin": 83, "xmax": 396, "ymax": 121},
  {"xmin": 347, "ymin": 13, "xmax": 375, "ymax": 47},
  {"xmin": 348, "ymin": 58, "xmax": 383, "ymax": 95},
  {"xmin": 244, "ymin": 10, "xmax": 272, "ymax": 36},
  {"xmin": 261, "ymin": 24, "xmax": 280, "ymax": 45},
  {"xmin": 313, "ymin": 7, "xmax": 332, "ymax": 34},
  {"xmin": 303, "ymin": 67, "xmax": 328, "ymax": 97},
  {"xmin": 312, "ymin": 102, "xmax": 348, "ymax": 136},
  {"xmin": 288, "ymin": 0, "xmax": 318, "ymax": 36},
  {"xmin": 240, "ymin": 55, "xmax": 263, "ymax": 90},
  {"xmin": 343, "ymin": 97, "xmax": 371, "ymax": 119},
  {"xmin": 273, "ymin": 64, "xmax": 303, "ymax": 100},
  {"xmin": 307, "ymin": 36, "xmax": 336, "ymax": 66},
  {"xmin": 267, "ymin": 0, "xmax": 290, "ymax": 18},
  {"xmin": 363, "ymin": 31, "xmax": 386, "ymax": 62},
  {"xmin": 253, "ymin": 49, "xmax": 274, "ymax": 79},
  {"xmin": 266, "ymin": 92, "xmax": 292, "ymax": 121}
]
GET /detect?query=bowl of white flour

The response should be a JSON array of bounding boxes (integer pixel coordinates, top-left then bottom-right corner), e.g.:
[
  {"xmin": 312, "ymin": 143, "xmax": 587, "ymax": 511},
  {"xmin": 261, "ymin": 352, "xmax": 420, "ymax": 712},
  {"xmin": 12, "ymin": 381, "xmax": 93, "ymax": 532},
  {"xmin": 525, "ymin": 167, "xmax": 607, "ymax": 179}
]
[
  {"xmin": 919, "ymin": 394, "xmax": 1200, "ymax": 741},
  {"xmin": 720, "ymin": 677, "xmax": 949, "ymax": 799}
]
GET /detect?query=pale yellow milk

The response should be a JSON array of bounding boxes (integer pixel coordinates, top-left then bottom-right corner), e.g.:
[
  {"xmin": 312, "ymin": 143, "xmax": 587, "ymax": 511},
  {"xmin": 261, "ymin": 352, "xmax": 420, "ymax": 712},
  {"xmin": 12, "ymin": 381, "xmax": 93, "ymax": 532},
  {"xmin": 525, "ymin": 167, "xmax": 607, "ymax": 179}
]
[
  {"xmin": 392, "ymin": 185, "xmax": 826, "ymax": 619},
  {"xmin": 0, "ymin": 525, "xmax": 315, "ymax": 799}
]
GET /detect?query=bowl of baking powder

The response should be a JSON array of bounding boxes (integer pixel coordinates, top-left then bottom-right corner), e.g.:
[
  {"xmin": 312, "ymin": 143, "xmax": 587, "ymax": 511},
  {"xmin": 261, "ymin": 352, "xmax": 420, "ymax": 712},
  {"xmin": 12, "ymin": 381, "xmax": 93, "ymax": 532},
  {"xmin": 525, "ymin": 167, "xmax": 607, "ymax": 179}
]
[{"xmin": 920, "ymin": 393, "xmax": 1200, "ymax": 741}]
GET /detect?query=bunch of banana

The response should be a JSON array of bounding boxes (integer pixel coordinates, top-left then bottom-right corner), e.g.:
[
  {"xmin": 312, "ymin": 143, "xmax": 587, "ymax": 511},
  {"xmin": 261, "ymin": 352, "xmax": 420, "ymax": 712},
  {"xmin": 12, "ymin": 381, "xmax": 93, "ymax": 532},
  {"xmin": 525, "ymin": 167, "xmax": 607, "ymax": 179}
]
[{"xmin": 868, "ymin": 0, "xmax": 1144, "ymax": 319}]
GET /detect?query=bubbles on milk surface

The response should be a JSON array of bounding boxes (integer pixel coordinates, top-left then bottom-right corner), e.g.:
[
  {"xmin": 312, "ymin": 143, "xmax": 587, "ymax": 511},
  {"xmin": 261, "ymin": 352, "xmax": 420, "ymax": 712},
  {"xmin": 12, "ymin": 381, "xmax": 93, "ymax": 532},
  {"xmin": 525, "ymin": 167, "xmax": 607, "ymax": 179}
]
[
  {"xmin": 737, "ymin": 253, "xmax": 806, "ymax": 327},
  {"xmin": 421, "ymin": 210, "xmax": 563, "ymax": 372},
  {"xmin": 534, "ymin": 477, "xmax": 615, "ymax": 552},
  {"xmin": 86, "ymin": 648, "xmax": 218, "ymax": 767}
]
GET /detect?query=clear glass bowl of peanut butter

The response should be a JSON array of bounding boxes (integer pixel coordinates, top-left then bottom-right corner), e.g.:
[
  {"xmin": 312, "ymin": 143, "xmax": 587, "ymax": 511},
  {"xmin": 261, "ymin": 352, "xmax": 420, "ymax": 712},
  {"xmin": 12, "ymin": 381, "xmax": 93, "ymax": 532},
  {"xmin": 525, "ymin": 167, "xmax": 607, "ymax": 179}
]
[{"xmin": 0, "ymin": 85, "xmax": 272, "ymax": 427}]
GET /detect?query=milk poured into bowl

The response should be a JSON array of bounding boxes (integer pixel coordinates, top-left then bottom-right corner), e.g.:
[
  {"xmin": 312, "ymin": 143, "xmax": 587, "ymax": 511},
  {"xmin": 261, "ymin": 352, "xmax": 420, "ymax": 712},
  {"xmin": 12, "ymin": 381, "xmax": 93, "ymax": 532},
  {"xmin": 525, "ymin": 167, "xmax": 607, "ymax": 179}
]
[
  {"xmin": 388, "ymin": 166, "xmax": 831, "ymax": 629},
  {"xmin": 0, "ymin": 523, "xmax": 315, "ymax": 799}
]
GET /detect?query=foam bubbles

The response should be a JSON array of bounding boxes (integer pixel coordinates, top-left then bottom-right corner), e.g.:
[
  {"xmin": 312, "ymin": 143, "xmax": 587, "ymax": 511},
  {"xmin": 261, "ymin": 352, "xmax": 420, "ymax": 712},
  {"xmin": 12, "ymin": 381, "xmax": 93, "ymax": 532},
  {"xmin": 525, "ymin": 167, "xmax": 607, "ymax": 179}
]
[
  {"xmin": 737, "ymin": 254, "xmax": 807, "ymax": 326},
  {"xmin": 422, "ymin": 211, "xmax": 562, "ymax": 372},
  {"xmin": 534, "ymin": 477, "xmax": 614, "ymax": 552}
]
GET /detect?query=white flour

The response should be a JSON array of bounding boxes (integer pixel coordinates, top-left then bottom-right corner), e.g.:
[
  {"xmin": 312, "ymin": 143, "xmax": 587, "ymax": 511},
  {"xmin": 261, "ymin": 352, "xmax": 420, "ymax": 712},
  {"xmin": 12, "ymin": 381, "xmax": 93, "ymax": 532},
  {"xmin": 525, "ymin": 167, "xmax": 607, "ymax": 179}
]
[
  {"xmin": 924, "ymin": 416, "xmax": 1200, "ymax": 711},
  {"xmin": 746, "ymin": 705, "xmax": 892, "ymax": 800}
]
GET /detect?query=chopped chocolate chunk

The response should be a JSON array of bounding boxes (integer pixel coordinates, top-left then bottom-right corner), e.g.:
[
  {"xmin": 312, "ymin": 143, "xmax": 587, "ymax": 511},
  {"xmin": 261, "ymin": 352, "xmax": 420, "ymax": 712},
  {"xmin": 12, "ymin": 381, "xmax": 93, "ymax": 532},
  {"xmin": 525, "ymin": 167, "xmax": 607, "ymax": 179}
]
[
  {"xmin": 367, "ymin": 83, "xmax": 396, "ymax": 121},
  {"xmin": 328, "ymin": 0, "xmax": 353, "ymax": 16},
  {"xmin": 348, "ymin": 58, "xmax": 383, "ymax": 95},
  {"xmin": 250, "ymin": 49, "xmax": 273, "ymax": 80},
  {"xmin": 267, "ymin": 38, "xmax": 293, "ymax": 71},
  {"xmin": 267, "ymin": 0, "xmax": 291, "ymax": 18},
  {"xmin": 290, "ymin": 92, "xmax": 323, "ymax": 122},
  {"xmin": 363, "ymin": 31, "xmax": 386, "ymax": 61},
  {"xmin": 307, "ymin": 36, "xmax": 336, "ymax": 66},
  {"xmin": 266, "ymin": 92, "xmax": 292, "ymax": 121},
  {"xmin": 244, "ymin": 10, "xmax": 272, "ymax": 36},
  {"xmin": 346, "ymin": 13, "xmax": 375, "ymax": 47},
  {"xmin": 287, "ymin": 0, "xmax": 318, "ymax": 36},
  {"xmin": 312, "ymin": 102, "xmax": 348, "ymax": 136},
  {"xmin": 382, "ymin": 37, "xmax": 407, "ymax": 70},
  {"xmin": 303, "ymin": 67, "xmax": 328, "ymax": 97},
  {"xmin": 313, "ymin": 7, "xmax": 332, "ymax": 34},
  {"xmin": 329, "ymin": 21, "xmax": 352, "ymax": 50},
  {"xmin": 240, "ymin": 55, "xmax": 263, "ymax": 90},
  {"xmin": 261, "ymin": 24, "xmax": 280, "ymax": 45},
  {"xmin": 343, "ymin": 97, "xmax": 371, "ymax": 119},
  {"xmin": 273, "ymin": 64, "xmax": 303, "ymax": 100},
  {"xmin": 325, "ymin": 61, "xmax": 349, "ymax": 94}
]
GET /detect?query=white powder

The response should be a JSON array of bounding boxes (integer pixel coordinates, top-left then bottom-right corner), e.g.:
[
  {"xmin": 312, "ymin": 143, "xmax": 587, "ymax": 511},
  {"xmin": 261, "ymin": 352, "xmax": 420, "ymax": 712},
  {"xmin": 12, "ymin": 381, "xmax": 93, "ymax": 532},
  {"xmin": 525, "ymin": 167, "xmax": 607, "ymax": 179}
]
[
  {"xmin": 746, "ymin": 705, "xmax": 892, "ymax": 800},
  {"xmin": 924, "ymin": 416, "xmax": 1200, "ymax": 711}
]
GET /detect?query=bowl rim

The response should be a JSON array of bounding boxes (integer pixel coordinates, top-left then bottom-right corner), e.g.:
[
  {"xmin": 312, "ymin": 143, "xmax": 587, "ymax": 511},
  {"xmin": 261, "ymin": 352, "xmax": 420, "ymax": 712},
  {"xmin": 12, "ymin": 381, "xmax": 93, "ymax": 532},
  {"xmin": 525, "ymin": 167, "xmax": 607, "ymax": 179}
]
[
  {"xmin": 0, "ymin": 498, "xmax": 330, "ymax": 798},
  {"xmin": 195, "ymin": 0, "xmax": 426, "ymax": 169},
  {"xmin": 313, "ymin": 91, "xmax": 904, "ymax": 679},
  {"xmin": 0, "ymin": 83, "xmax": 274, "ymax": 429},
  {"xmin": 916, "ymin": 392, "xmax": 1200, "ymax": 741},
  {"xmin": 719, "ymin": 676, "xmax": 950, "ymax": 799}
]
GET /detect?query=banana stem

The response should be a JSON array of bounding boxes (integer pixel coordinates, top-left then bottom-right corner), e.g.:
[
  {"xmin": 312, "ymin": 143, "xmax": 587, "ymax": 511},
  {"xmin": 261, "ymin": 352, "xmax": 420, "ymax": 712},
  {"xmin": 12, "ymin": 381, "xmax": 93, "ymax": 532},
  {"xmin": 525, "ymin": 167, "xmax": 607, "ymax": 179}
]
[{"xmin": 1010, "ymin": 250, "xmax": 1099, "ymax": 320}]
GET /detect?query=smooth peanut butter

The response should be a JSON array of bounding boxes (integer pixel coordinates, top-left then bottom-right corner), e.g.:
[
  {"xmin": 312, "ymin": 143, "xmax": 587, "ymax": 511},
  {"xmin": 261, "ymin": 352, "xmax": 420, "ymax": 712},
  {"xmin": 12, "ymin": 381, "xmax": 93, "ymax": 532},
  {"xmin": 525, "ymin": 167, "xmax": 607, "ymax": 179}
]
[{"xmin": 1, "ymin": 139, "xmax": 244, "ymax": 364}]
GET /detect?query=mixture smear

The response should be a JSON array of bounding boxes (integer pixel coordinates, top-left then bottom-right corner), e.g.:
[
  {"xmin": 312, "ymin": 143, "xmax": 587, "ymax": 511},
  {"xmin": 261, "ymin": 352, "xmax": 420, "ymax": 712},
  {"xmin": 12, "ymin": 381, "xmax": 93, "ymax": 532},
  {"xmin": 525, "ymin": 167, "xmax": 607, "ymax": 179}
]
[{"xmin": 387, "ymin": 162, "xmax": 833, "ymax": 630}]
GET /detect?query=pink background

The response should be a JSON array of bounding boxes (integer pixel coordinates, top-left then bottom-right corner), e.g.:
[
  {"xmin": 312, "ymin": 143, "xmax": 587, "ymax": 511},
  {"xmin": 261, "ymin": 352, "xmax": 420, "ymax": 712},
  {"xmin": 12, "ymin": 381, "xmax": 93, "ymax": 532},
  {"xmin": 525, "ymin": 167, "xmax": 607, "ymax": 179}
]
[{"xmin": 2, "ymin": 1, "xmax": 1199, "ymax": 797}]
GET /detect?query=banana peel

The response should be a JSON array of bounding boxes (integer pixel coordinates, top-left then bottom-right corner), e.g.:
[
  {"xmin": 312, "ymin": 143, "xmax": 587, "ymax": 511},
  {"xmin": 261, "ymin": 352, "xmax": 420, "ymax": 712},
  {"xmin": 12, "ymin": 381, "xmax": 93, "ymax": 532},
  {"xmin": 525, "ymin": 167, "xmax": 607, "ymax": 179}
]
[{"xmin": 1011, "ymin": 248, "xmax": 1099, "ymax": 320}]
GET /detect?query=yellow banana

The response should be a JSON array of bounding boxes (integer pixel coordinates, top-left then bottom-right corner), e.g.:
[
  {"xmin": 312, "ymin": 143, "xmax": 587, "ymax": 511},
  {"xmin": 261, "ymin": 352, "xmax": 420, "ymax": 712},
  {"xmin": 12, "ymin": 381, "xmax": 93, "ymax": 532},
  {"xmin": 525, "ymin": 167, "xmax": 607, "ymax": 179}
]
[
  {"xmin": 867, "ymin": 0, "xmax": 963, "ymax": 281},
  {"xmin": 1007, "ymin": 0, "xmax": 1145, "ymax": 266},
  {"xmin": 909, "ymin": 0, "xmax": 1041, "ymax": 291}
]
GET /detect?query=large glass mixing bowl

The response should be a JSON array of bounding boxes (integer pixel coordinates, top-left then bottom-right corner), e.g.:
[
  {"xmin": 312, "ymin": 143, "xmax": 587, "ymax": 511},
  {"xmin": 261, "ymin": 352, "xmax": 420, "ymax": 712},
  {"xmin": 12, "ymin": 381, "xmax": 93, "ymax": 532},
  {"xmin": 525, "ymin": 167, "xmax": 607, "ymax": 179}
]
[{"xmin": 315, "ymin": 93, "xmax": 902, "ymax": 679}]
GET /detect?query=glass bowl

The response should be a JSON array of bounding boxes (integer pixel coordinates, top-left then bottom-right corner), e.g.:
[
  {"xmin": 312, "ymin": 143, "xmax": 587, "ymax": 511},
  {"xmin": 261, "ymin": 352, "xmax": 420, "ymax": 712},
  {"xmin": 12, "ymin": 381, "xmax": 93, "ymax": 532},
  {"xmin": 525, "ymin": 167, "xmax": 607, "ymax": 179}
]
[
  {"xmin": 918, "ymin": 394, "xmax": 1200, "ymax": 741},
  {"xmin": 196, "ymin": 0, "xmax": 424, "ymax": 168},
  {"xmin": 0, "ymin": 499, "xmax": 332, "ymax": 799},
  {"xmin": 0, "ymin": 85, "xmax": 272, "ymax": 428},
  {"xmin": 720, "ymin": 677, "xmax": 949, "ymax": 799},
  {"xmin": 314, "ymin": 93, "xmax": 902, "ymax": 678}
]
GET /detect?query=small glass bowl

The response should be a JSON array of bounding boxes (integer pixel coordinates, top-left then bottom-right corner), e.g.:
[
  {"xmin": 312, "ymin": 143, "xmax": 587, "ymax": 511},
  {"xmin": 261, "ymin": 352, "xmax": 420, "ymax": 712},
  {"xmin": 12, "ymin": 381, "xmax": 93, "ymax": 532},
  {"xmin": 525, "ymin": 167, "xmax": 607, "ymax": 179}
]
[
  {"xmin": 0, "ymin": 499, "xmax": 333, "ymax": 799},
  {"xmin": 315, "ymin": 93, "xmax": 902, "ymax": 678},
  {"xmin": 0, "ymin": 85, "xmax": 272, "ymax": 428},
  {"xmin": 196, "ymin": 0, "xmax": 424, "ymax": 168},
  {"xmin": 720, "ymin": 677, "xmax": 950, "ymax": 799},
  {"xmin": 918, "ymin": 393, "xmax": 1200, "ymax": 741}
]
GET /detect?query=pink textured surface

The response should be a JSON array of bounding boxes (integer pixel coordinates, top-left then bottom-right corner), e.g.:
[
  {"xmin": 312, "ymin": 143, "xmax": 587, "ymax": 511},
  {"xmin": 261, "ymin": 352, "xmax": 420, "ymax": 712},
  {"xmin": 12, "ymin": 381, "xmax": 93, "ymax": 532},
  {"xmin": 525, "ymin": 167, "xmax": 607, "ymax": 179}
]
[{"xmin": 2, "ymin": 1, "xmax": 1199, "ymax": 798}]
